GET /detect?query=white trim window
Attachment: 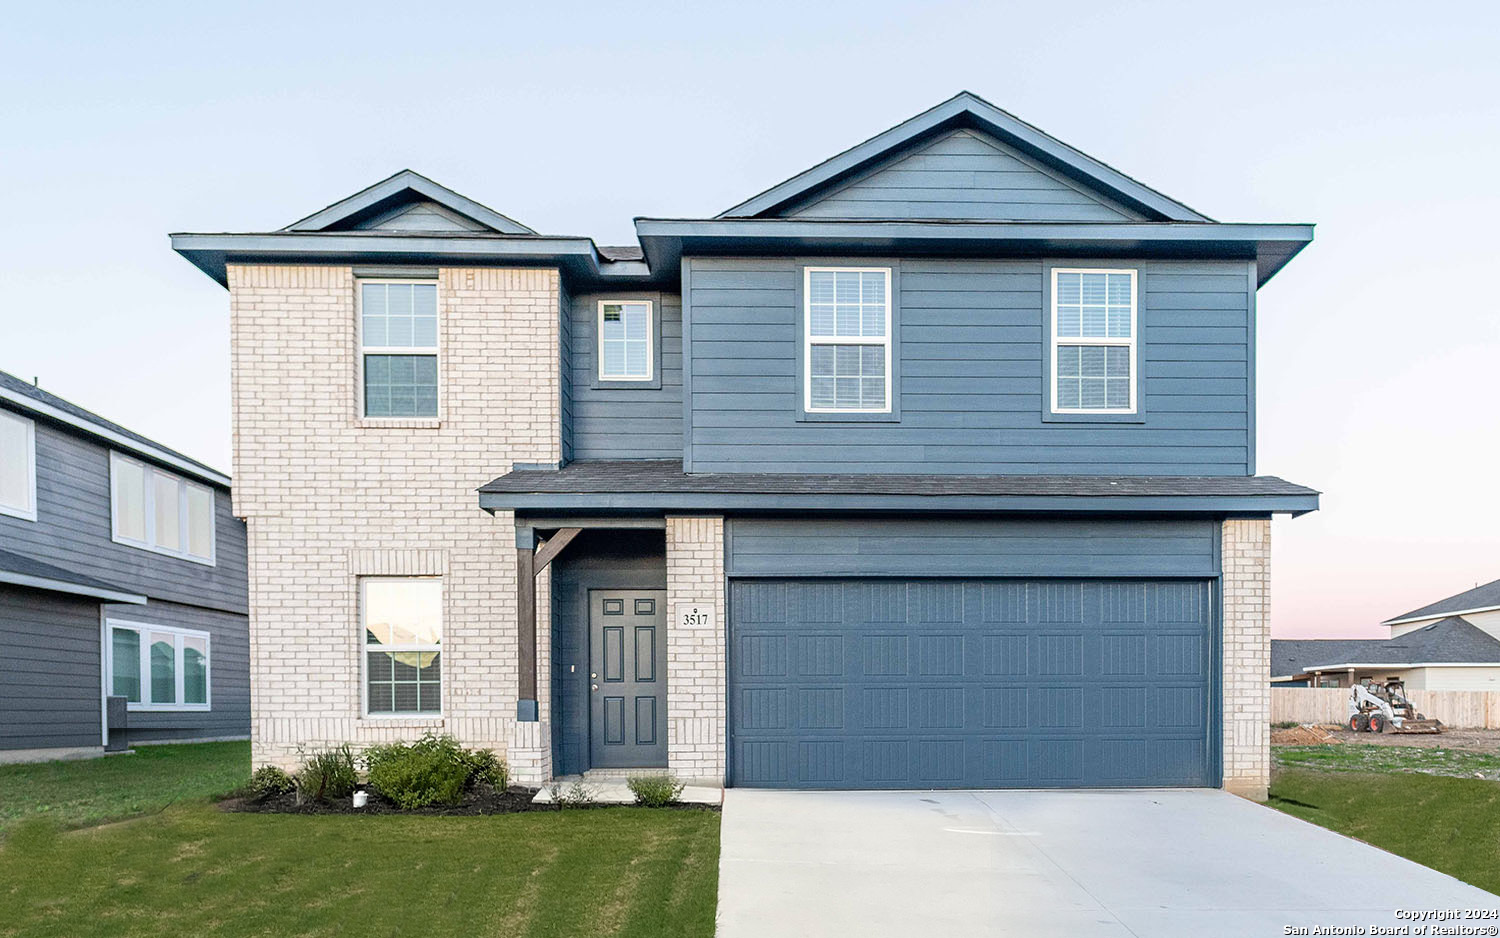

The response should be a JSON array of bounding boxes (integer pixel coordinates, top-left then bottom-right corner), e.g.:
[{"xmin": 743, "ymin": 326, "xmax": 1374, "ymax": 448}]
[
  {"xmin": 0, "ymin": 409, "xmax": 37, "ymax": 521},
  {"xmin": 1051, "ymin": 268, "xmax": 1138, "ymax": 414},
  {"xmin": 804, "ymin": 267, "xmax": 891, "ymax": 412},
  {"xmin": 108, "ymin": 621, "xmax": 211, "ymax": 711},
  {"xmin": 360, "ymin": 280, "xmax": 439, "ymax": 418},
  {"xmin": 597, "ymin": 300, "xmax": 653, "ymax": 381},
  {"xmin": 362, "ymin": 577, "xmax": 442, "ymax": 716},
  {"xmin": 110, "ymin": 452, "xmax": 216, "ymax": 565}
]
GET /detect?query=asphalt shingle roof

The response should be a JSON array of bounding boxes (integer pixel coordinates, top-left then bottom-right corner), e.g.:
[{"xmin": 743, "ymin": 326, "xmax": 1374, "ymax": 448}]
[
  {"xmin": 1271, "ymin": 617, "xmax": 1500, "ymax": 676},
  {"xmin": 1385, "ymin": 577, "xmax": 1500, "ymax": 624},
  {"xmin": 0, "ymin": 370, "xmax": 227, "ymax": 482},
  {"xmin": 480, "ymin": 459, "xmax": 1318, "ymax": 498},
  {"xmin": 0, "ymin": 547, "xmax": 140, "ymax": 600}
]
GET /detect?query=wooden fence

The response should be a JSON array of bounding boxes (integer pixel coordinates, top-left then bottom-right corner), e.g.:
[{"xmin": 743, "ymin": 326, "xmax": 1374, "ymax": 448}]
[{"xmin": 1272, "ymin": 687, "xmax": 1500, "ymax": 729}]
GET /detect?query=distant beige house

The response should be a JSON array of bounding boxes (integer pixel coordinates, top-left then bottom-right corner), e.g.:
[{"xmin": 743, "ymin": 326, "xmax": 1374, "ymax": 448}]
[{"xmin": 1272, "ymin": 577, "xmax": 1500, "ymax": 690}]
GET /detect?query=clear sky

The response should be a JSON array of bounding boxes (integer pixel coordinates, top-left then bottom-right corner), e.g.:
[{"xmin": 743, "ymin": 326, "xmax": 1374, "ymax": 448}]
[{"xmin": 3, "ymin": 1, "xmax": 1496, "ymax": 638}]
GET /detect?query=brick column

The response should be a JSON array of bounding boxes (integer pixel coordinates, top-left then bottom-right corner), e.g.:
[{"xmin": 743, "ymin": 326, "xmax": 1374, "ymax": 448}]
[
  {"xmin": 665, "ymin": 516, "xmax": 726, "ymax": 782},
  {"xmin": 1222, "ymin": 518, "xmax": 1271, "ymax": 801}
]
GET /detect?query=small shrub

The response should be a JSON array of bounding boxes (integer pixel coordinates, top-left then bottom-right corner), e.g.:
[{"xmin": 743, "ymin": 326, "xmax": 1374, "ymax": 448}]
[
  {"xmin": 627, "ymin": 774, "xmax": 686, "ymax": 807},
  {"xmin": 1272, "ymin": 721, "xmax": 1300, "ymax": 729},
  {"xmin": 365, "ymin": 734, "xmax": 500, "ymax": 809},
  {"xmin": 547, "ymin": 780, "xmax": 600, "ymax": 808},
  {"xmin": 249, "ymin": 765, "xmax": 295, "ymax": 799},
  {"xmin": 296, "ymin": 745, "xmax": 357, "ymax": 803},
  {"xmin": 462, "ymin": 747, "xmax": 509, "ymax": 791}
]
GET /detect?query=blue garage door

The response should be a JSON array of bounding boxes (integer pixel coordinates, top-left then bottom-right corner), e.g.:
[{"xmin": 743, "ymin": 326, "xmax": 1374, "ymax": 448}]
[{"xmin": 729, "ymin": 579, "xmax": 1214, "ymax": 789}]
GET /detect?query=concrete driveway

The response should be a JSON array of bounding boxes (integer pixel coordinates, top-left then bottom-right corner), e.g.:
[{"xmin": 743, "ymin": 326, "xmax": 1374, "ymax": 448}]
[{"xmin": 718, "ymin": 789, "xmax": 1496, "ymax": 937}]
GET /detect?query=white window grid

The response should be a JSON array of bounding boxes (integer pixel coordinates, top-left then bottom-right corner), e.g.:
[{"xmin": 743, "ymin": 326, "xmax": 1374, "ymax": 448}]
[
  {"xmin": 803, "ymin": 267, "xmax": 893, "ymax": 413},
  {"xmin": 596, "ymin": 300, "xmax": 654, "ymax": 381},
  {"xmin": 356, "ymin": 279, "xmax": 441, "ymax": 418},
  {"xmin": 1050, "ymin": 267, "xmax": 1138, "ymax": 415}
]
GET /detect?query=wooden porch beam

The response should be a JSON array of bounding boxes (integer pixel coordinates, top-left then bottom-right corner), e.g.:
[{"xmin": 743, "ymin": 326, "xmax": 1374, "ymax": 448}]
[
  {"xmin": 516, "ymin": 543, "xmax": 537, "ymax": 719},
  {"xmin": 533, "ymin": 527, "xmax": 583, "ymax": 574}
]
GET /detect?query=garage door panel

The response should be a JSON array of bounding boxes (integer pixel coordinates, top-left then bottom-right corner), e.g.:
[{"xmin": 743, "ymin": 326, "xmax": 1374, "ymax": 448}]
[{"xmin": 730, "ymin": 578, "xmax": 1214, "ymax": 789}]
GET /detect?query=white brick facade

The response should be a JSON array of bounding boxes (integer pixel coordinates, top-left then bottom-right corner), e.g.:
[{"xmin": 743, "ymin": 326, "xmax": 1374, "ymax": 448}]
[
  {"xmin": 665, "ymin": 515, "xmax": 726, "ymax": 781},
  {"xmin": 1221, "ymin": 518, "xmax": 1271, "ymax": 801},
  {"xmin": 230, "ymin": 265, "xmax": 561, "ymax": 780}
]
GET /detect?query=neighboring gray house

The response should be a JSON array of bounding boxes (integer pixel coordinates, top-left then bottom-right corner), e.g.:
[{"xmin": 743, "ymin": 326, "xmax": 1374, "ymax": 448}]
[
  {"xmin": 0, "ymin": 370, "xmax": 248, "ymax": 762},
  {"xmin": 171, "ymin": 91, "xmax": 1317, "ymax": 801},
  {"xmin": 1272, "ymin": 577, "xmax": 1500, "ymax": 689}
]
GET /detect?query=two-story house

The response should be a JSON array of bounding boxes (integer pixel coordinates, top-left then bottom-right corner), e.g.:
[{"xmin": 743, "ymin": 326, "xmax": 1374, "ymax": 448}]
[
  {"xmin": 0, "ymin": 370, "xmax": 249, "ymax": 762},
  {"xmin": 172, "ymin": 92, "xmax": 1316, "ymax": 801}
]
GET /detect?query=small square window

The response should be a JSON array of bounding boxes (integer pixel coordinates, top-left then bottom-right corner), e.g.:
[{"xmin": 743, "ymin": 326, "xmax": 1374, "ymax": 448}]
[{"xmin": 598, "ymin": 301, "xmax": 653, "ymax": 381}]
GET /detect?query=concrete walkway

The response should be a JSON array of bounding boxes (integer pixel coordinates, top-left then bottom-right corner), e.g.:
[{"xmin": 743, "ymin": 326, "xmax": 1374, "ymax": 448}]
[{"xmin": 718, "ymin": 789, "xmax": 1496, "ymax": 937}]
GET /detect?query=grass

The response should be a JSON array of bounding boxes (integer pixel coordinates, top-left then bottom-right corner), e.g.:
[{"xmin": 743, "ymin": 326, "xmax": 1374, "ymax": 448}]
[
  {"xmin": 0, "ymin": 741, "xmax": 721, "ymax": 937},
  {"xmin": 1274, "ymin": 743, "xmax": 1500, "ymax": 779},
  {"xmin": 0, "ymin": 803, "xmax": 719, "ymax": 938},
  {"xmin": 0, "ymin": 741, "xmax": 250, "ymax": 833},
  {"xmin": 1270, "ymin": 768, "xmax": 1500, "ymax": 894}
]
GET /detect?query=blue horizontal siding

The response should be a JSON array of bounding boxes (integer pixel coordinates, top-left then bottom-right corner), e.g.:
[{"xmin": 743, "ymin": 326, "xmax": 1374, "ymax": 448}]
[
  {"xmin": 782, "ymin": 129, "xmax": 1142, "ymax": 222},
  {"xmin": 568, "ymin": 292, "xmax": 684, "ymax": 460},
  {"xmin": 725, "ymin": 518, "xmax": 1220, "ymax": 578},
  {"xmin": 685, "ymin": 256, "xmax": 1253, "ymax": 475}
]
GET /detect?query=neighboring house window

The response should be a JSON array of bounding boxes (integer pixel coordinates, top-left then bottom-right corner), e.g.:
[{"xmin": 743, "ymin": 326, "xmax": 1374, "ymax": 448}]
[
  {"xmin": 110, "ymin": 452, "xmax": 216, "ymax": 565},
  {"xmin": 804, "ymin": 267, "xmax": 891, "ymax": 412},
  {"xmin": 1051, "ymin": 268, "xmax": 1137, "ymax": 414},
  {"xmin": 362, "ymin": 577, "xmax": 442, "ymax": 715},
  {"xmin": 108, "ymin": 621, "xmax": 210, "ymax": 711},
  {"xmin": 360, "ymin": 280, "xmax": 439, "ymax": 418},
  {"xmin": 597, "ymin": 301, "xmax": 653, "ymax": 381},
  {"xmin": 0, "ymin": 409, "xmax": 37, "ymax": 521}
]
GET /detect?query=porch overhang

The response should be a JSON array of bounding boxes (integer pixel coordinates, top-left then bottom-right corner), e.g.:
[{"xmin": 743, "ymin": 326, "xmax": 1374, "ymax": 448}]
[{"xmin": 479, "ymin": 460, "xmax": 1321, "ymax": 518}]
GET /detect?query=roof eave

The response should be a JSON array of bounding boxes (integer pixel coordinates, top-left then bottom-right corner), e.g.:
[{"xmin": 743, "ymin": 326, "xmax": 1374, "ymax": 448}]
[
  {"xmin": 1382, "ymin": 604, "xmax": 1500, "ymax": 627},
  {"xmin": 0, "ymin": 569, "xmax": 147, "ymax": 605},
  {"xmin": 284, "ymin": 169, "xmax": 537, "ymax": 234},
  {"xmin": 169, "ymin": 232, "xmax": 661, "ymax": 288},
  {"xmin": 634, "ymin": 219, "xmax": 1314, "ymax": 286},
  {"xmin": 478, "ymin": 490, "xmax": 1319, "ymax": 516}
]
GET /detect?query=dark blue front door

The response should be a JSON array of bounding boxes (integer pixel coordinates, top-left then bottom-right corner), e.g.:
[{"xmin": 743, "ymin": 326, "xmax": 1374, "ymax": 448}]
[
  {"xmin": 589, "ymin": 590, "xmax": 668, "ymax": 768},
  {"xmin": 729, "ymin": 579, "xmax": 1214, "ymax": 789}
]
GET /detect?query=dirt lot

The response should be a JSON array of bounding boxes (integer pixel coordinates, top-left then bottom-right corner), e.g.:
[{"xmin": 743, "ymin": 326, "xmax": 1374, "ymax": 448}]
[{"xmin": 1278, "ymin": 725, "xmax": 1500, "ymax": 752}]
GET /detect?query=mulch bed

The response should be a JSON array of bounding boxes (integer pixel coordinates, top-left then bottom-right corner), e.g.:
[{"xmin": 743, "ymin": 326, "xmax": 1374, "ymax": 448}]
[{"xmin": 221, "ymin": 786, "xmax": 718, "ymax": 816}]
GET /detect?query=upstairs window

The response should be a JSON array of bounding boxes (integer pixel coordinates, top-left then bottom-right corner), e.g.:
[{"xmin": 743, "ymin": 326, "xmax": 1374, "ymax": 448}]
[
  {"xmin": 1051, "ymin": 269, "xmax": 1137, "ymax": 414},
  {"xmin": 804, "ymin": 268, "xmax": 891, "ymax": 413},
  {"xmin": 597, "ymin": 301, "xmax": 653, "ymax": 381},
  {"xmin": 361, "ymin": 281, "xmax": 438, "ymax": 418},
  {"xmin": 0, "ymin": 409, "xmax": 36, "ymax": 521},
  {"xmin": 111, "ymin": 453, "xmax": 216, "ymax": 565}
]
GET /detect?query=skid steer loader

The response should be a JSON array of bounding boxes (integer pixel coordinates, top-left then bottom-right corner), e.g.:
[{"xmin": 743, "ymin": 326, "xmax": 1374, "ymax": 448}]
[{"xmin": 1347, "ymin": 679, "xmax": 1443, "ymax": 734}]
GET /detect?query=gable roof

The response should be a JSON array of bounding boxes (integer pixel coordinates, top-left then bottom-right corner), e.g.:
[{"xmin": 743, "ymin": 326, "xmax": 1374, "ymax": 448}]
[
  {"xmin": 1271, "ymin": 617, "xmax": 1500, "ymax": 676},
  {"xmin": 284, "ymin": 170, "xmax": 536, "ymax": 235},
  {"xmin": 718, "ymin": 91, "xmax": 1210, "ymax": 222},
  {"xmin": 1385, "ymin": 576, "xmax": 1500, "ymax": 626},
  {"xmin": 0, "ymin": 370, "xmax": 230, "ymax": 488}
]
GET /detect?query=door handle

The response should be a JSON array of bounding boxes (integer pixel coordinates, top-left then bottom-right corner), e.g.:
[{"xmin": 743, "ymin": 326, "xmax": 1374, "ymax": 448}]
[{"xmin": 591, "ymin": 683, "xmax": 599, "ymax": 691}]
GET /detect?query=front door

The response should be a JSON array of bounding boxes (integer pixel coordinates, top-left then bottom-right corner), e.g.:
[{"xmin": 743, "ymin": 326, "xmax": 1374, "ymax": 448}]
[{"xmin": 589, "ymin": 589, "xmax": 668, "ymax": 768}]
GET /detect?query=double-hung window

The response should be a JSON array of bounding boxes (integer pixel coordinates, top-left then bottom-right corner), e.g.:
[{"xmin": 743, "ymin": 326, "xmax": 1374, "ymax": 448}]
[
  {"xmin": 804, "ymin": 267, "xmax": 891, "ymax": 413},
  {"xmin": 1051, "ymin": 268, "xmax": 1137, "ymax": 414},
  {"xmin": 109, "ymin": 621, "xmax": 210, "ymax": 711},
  {"xmin": 362, "ymin": 577, "xmax": 442, "ymax": 715},
  {"xmin": 0, "ymin": 409, "xmax": 36, "ymax": 521},
  {"xmin": 111, "ymin": 453, "xmax": 216, "ymax": 564},
  {"xmin": 360, "ymin": 280, "xmax": 439, "ymax": 418},
  {"xmin": 597, "ymin": 300, "xmax": 653, "ymax": 381}
]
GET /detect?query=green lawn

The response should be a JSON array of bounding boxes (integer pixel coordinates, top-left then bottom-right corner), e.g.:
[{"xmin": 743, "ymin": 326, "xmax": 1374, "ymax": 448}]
[
  {"xmin": 1274, "ymin": 743, "xmax": 1500, "ymax": 779},
  {"xmin": 0, "ymin": 742, "xmax": 721, "ymax": 938},
  {"xmin": 0, "ymin": 741, "xmax": 250, "ymax": 833},
  {"xmin": 1270, "ymin": 767, "xmax": 1500, "ymax": 895}
]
